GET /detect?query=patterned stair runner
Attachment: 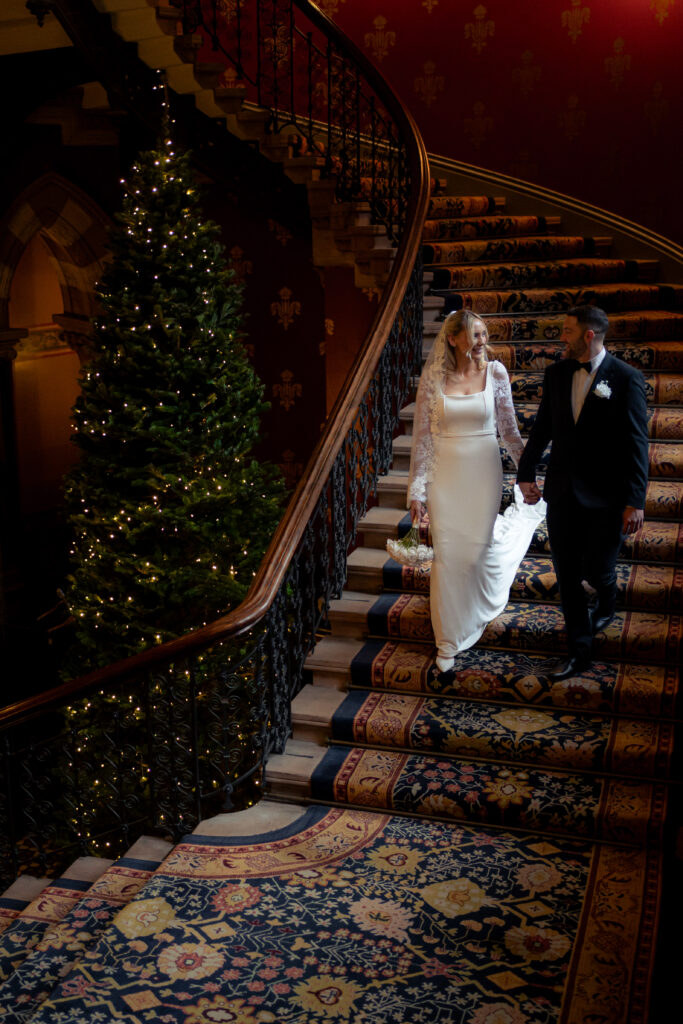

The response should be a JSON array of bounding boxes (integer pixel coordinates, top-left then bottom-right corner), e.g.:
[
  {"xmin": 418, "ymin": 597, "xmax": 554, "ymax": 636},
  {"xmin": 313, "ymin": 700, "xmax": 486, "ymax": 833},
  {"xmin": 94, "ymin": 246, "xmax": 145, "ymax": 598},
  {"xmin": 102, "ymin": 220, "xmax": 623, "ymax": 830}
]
[
  {"xmin": 0, "ymin": 841, "xmax": 171, "ymax": 1024},
  {"xmin": 264, "ymin": 187, "xmax": 681, "ymax": 1015}
]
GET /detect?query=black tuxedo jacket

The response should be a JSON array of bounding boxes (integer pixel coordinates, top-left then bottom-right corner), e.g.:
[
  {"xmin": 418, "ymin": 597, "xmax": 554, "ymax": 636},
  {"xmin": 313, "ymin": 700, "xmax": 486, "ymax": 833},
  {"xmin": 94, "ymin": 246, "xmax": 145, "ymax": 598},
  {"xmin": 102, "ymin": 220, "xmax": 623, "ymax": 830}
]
[{"xmin": 516, "ymin": 352, "xmax": 649, "ymax": 509}]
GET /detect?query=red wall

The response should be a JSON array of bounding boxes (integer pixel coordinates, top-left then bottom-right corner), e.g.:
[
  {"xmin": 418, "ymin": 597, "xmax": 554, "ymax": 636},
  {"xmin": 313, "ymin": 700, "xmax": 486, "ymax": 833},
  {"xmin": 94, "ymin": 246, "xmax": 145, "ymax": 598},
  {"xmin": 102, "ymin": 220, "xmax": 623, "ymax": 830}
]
[{"xmin": 326, "ymin": 0, "xmax": 683, "ymax": 242}]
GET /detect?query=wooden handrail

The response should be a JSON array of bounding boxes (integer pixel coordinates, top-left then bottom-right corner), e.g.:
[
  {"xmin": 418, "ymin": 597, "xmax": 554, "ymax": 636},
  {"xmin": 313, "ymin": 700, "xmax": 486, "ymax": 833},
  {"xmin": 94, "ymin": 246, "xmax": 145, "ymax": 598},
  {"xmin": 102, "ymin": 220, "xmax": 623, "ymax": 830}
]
[{"xmin": 1, "ymin": 0, "xmax": 430, "ymax": 727}]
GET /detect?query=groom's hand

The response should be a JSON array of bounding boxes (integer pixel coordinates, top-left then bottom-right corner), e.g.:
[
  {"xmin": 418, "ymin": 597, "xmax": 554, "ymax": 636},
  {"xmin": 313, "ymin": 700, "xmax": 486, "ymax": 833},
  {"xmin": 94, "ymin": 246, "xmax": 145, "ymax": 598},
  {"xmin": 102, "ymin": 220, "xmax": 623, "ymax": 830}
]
[
  {"xmin": 622, "ymin": 506, "xmax": 644, "ymax": 535},
  {"xmin": 518, "ymin": 481, "xmax": 542, "ymax": 504}
]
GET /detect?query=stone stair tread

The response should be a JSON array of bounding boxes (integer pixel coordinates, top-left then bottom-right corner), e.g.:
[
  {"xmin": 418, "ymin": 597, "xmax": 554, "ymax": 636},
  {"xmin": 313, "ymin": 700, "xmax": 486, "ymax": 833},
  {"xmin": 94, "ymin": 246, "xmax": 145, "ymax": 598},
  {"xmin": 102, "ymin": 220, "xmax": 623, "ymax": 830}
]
[
  {"xmin": 0, "ymin": 877, "xmax": 53, "ymax": 904},
  {"xmin": 266, "ymin": 739, "xmax": 327, "ymax": 795},
  {"xmin": 194, "ymin": 801, "xmax": 309, "ymax": 838},
  {"xmin": 304, "ymin": 636, "xmax": 365, "ymax": 684},
  {"xmin": 291, "ymin": 683, "xmax": 345, "ymax": 730}
]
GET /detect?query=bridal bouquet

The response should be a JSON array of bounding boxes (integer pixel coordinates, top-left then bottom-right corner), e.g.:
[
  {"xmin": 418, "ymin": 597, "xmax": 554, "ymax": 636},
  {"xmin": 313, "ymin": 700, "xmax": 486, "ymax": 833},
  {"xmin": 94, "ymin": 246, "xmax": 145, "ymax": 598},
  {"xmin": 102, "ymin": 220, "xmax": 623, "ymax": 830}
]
[{"xmin": 386, "ymin": 524, "xmax": 433, "ymax": 566}]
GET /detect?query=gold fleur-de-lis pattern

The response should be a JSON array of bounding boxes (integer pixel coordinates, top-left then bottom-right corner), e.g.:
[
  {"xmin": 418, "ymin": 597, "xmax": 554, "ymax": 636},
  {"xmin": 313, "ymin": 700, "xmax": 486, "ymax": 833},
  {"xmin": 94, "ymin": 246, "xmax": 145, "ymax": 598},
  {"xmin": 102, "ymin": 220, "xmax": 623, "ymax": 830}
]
[
  {"xmin": 559, "ymin": 94, "xmax": 586, "ymax": 140},
  {"xmin": 268, "ymin": 220, "xmax": 293, "ymax": 246},
  {"xmin": 561, "ymin": 0, "xmax": 590, "ymax": 44},
  {"xmin": 643, "ymin": 81, "xmax": 668, "ymax": 134},
  {"xmin": 464, "ymin": 5, "xmax": 495, "ymax": 55},
  {"xmin": 604, "ymin": 38, "xmax": 631, "ymax": 90},
  {"xmin": 364, "ymin": 15, "xmax": 396, "ymax": 63},
  {"xmin": 650, "ymin": 0, "xmax": 675, "ymax": 26},
  {"xmin": 414, "ymin": 60, "xmax": 445, "ymax": 108},
  {"xmin": 228, "ymin": 246, "xmax": 253, "ymax": 285},
  {"xmin": 512, "ymin": 50, "xmax": 541, "ymax": 97},
  {"xmin": 279, "ymin": 450, "xmax": 304, "ymax": 489},
  {"xmin": 271, "ymin": 287, "xmax": 302, "ymax": 331},
  {"xmin": 315, "ymin": 0, "xmax": 346, "ymax": 17},
  {"xmin": 313, "ymin": 0, "xmax": 679, "ymax": 239},
  {"xmin": 463, "ymin": 101, "xmax": 494, "ymax": 149},
  {"xmin": 273, "ymin": 370, "xmax": 302, "ymax": 411}
]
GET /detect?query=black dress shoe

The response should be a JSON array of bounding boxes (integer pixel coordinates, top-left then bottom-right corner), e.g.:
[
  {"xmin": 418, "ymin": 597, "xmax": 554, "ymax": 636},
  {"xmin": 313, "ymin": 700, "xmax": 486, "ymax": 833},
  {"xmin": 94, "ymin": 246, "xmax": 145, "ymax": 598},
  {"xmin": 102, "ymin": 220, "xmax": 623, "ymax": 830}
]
[
  {"xmin": 590, "ymin": 609, "xmax": 614, "ymax": 635},
  {"xmin": 547, "ymin": 655, "xmax": 592, "ymax": 681}
]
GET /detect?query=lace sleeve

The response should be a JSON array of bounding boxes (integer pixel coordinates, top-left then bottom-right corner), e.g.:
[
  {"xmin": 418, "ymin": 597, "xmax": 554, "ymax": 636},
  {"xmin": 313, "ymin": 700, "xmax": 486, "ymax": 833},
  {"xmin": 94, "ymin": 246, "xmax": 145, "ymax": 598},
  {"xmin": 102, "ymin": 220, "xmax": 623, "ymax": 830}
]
[
  {"xmin": 491, "ymin": 360, "xmax": 524, "ymax": 467},
  {"xmin": 407, "ymin": 371, "xmax": 437, "ymax": 506}
]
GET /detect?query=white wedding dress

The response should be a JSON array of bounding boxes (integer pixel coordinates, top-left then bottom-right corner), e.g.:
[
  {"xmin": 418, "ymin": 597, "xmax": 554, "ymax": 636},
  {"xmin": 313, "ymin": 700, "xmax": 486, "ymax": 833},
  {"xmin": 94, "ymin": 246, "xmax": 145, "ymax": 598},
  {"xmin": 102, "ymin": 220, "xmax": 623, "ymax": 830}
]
[{"xmin": 409, "ymin": 359, "xmax": 546, "ymax": 661}]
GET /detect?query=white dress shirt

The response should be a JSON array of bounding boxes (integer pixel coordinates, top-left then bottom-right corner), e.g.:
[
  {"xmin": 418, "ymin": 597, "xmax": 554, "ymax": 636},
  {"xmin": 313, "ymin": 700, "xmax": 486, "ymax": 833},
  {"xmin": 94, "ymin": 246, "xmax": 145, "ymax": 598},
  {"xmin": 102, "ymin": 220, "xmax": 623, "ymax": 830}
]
[{"xmin": 572, "ymin": 347, "xmax": 606, "ymax": 422}]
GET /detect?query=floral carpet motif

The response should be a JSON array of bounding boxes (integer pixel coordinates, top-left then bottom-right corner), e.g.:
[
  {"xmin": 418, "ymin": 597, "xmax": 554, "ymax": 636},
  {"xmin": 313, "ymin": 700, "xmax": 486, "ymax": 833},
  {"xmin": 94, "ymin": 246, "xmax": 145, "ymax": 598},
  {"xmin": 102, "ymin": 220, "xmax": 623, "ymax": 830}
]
[
  {"xmin": 422, "ymin": 213, "xmax": 546, "ymax": 241},
  {"xmin": 367, "ymin": 592, "xmax": 682, "ymax": 664},
  {"xmin": 432, "ymin": 257, "xmax": 629, "ymax": 291},
  {"xmin": 311, "ymin": 748, "xmax": 665, "ymax": 846},
  {"xmin": 427, "ymin": 194, "xmax": 496, "ymax": 218},
  {"xmin": 0, "ymin": 899, "xmax": 29, "ymax": 938},
  {"xmin": 0, "ymin": 857, "xmax": 161, "ymax": 1024},
  {"xmin": 330, "ymin": 690, "xmax": 675, "ymax": 779},
  {"xmin": 0, "ymin": 878, "xmax": 92, "ymax": 983},
  {"xmin": 29, "ymin": 808, "xmax": 661, "ymax": 1024},
  {"xmin": 454, "ymin": 283, "xmax": 661, "ymax": 314},
  {"xmin": 485, "ymin": 311, "xmax": 683, "ymax": 343},
  {"xmin": 423, "ymin": 235, "xmax": 588, "ymax": 265},
  {"xmin": 384, "ymin": 553, "xmax": 683, "ymax": 613},
  {"xmin": 349, "ymin": 639, "xmax": 680, "ymax": 718}
]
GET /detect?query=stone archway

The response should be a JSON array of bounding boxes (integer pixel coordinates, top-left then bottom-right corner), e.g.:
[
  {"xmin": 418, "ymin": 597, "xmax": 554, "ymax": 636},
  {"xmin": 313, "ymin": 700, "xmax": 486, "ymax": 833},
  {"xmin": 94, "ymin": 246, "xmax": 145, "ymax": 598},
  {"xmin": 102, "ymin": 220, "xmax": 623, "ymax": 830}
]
[
  {"xmin": 0, "ymin": 174, "xmax": 111, "ymax": 633},
  {"xmin": 0, "ymin": 171, "xmax": 111, "ymax": 360}
]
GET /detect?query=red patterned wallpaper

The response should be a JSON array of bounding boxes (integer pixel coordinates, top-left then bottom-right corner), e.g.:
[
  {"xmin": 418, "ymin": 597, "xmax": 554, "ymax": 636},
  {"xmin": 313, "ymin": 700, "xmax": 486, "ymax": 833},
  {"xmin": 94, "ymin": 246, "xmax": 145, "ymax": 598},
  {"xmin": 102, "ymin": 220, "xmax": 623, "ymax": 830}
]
[{"xmin": 322, "ymin": 0, "xmax": 683, "ymax": 242}]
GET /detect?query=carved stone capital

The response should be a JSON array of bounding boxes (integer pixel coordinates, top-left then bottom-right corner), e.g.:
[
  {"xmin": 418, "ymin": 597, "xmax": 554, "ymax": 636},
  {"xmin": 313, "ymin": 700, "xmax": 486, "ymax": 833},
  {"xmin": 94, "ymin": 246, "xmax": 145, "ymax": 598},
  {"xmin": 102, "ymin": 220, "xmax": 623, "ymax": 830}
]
[
  {"xmin": 0, "ymin": 330, "xmax": 28, "ymax": 363},
  {"xmin": 53, "ymin": 313, "xmax": 95, "ymax": 362}
]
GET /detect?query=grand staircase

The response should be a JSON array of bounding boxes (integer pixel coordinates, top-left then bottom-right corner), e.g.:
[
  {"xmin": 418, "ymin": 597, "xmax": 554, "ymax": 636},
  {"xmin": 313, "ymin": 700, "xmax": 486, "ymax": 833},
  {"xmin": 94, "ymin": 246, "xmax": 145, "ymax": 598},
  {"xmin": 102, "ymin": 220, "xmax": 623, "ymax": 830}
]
[
  {"xmin": 0, "ymin": 184, "xmax": 680, "ymax": 1022},
  {"xmin": 1, "ymin": 183, "xmax": 679, "ymax": 1022}
]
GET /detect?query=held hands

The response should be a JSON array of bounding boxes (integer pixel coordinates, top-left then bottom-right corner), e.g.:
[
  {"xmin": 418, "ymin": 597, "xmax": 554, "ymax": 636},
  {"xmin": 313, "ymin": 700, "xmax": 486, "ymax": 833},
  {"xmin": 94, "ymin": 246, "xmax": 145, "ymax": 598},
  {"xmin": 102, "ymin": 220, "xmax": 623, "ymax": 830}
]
[
  {"xmin": 410, "ymin": 499, "xmax": 425, "ymax": 524},
  {"xmin": 518, "ymin": 481, "xmax": 542, "ymax": 505},
  {"xmin": 622, "ymin": 506, "xmax": 644, "ymax": 535}
]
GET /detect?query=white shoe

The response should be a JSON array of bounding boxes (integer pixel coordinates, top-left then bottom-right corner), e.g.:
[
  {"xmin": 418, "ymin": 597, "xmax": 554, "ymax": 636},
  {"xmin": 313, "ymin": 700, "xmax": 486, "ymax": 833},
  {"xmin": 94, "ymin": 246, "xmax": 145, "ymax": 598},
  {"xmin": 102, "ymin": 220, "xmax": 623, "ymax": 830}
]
[{"xmin": 435, "ymin": 655, "xmax": 454, "ymax": 673}]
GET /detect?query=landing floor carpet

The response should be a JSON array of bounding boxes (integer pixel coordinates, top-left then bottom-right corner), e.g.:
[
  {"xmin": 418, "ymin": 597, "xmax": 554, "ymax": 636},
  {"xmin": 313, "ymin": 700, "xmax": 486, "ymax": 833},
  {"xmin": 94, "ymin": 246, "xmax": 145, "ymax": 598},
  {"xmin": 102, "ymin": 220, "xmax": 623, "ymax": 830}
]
[{"xmin": 31, "ymin": 806, "xmax": 660, "ymax": 1024}]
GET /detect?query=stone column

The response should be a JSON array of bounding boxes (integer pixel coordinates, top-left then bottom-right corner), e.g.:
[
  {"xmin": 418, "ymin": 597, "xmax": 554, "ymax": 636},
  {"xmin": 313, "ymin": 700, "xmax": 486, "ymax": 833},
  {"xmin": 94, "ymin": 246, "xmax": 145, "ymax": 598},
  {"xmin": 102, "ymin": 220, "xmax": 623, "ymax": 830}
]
[{"xmin": 0, "ymin": 329, "xmax": 28, "ymax": 643}]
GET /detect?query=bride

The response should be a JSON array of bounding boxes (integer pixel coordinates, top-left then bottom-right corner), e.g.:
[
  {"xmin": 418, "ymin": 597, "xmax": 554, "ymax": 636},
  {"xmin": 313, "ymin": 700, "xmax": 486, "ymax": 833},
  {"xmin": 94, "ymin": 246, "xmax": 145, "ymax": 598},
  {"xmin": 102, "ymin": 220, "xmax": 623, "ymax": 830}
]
[{"xmin": 408, "ymin": 310, "xmax": 546, "ymax": 673}]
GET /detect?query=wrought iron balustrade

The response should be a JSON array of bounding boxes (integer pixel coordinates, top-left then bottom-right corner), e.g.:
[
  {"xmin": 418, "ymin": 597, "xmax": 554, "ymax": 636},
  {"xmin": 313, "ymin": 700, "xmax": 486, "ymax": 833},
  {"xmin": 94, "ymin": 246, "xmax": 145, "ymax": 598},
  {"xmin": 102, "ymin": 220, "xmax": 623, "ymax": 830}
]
[
  {"xmin": 3, "ymin": 0, "xmax": 429, "ymax": 886},
  {"xmin": 171, "ymin": 0, "xmax": 409, "ymax": 240}
]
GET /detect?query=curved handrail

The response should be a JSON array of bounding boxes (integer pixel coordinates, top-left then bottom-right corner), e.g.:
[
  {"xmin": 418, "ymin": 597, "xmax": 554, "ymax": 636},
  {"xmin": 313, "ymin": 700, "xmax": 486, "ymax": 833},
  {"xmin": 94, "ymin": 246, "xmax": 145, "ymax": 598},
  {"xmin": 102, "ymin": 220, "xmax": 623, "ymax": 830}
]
[{"xmin": 0, "ymin": 0, "xmax": 430, "ymax": 728}]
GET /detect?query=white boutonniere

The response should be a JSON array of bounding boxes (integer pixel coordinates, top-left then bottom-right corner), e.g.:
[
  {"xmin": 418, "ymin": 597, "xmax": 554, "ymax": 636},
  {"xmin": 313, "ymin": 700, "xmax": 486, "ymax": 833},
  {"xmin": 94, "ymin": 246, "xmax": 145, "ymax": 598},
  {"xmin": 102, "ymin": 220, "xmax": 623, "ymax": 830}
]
[{"xmin": 594, "ymin": 380, "xmax": 612, "ymax": 399}]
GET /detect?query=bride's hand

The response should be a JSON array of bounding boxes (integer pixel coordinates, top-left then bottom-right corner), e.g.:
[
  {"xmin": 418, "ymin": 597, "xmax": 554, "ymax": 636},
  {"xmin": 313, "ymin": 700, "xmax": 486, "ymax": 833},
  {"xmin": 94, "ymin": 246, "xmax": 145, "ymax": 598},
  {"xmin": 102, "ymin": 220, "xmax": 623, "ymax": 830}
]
[{"xmin": 410, "ymin": 499, "xmax": 424, "ymax": 524}]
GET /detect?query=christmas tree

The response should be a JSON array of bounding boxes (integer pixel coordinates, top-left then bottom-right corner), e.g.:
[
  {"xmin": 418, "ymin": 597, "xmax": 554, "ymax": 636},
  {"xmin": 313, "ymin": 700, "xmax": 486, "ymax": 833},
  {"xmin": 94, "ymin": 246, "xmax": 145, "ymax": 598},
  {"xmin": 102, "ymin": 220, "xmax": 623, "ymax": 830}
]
[{"xmin": 62, "ymin": 129, "xmax": 284, "ymax": 674}]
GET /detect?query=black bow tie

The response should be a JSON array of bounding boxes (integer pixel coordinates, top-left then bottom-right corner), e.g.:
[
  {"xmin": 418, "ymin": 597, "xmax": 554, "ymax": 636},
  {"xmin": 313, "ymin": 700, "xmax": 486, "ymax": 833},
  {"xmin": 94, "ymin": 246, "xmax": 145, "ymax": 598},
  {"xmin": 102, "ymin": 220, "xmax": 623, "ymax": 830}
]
[{"xmin": 572, "ymin": 360, "xmax": 592, "ymax": 373}]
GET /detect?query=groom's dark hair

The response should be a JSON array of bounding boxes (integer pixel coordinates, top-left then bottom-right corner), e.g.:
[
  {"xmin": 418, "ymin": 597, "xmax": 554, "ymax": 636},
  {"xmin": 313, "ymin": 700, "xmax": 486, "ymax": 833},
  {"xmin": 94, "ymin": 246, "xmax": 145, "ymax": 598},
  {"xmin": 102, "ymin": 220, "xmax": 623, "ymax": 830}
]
[{"xmin": 568, "ymin": 304, "xmax": 609, "ymax": 339}]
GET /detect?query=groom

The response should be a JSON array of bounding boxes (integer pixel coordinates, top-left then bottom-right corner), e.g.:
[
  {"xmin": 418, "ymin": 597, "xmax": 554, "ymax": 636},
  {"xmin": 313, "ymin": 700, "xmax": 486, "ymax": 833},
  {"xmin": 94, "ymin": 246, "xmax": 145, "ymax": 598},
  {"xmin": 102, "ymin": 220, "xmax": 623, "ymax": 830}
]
[{"xmin": 516, "ymin": 305, "xmax": 649, "ymax": 681}]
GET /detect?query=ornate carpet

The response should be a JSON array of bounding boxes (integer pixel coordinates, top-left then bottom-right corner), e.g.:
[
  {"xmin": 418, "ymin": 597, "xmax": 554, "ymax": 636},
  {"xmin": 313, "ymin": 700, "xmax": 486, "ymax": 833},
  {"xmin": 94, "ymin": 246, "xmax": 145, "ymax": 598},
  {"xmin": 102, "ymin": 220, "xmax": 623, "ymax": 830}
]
[{"xmin": 29, "ymin": 807, "xmax": 661, "ymax": 1024}]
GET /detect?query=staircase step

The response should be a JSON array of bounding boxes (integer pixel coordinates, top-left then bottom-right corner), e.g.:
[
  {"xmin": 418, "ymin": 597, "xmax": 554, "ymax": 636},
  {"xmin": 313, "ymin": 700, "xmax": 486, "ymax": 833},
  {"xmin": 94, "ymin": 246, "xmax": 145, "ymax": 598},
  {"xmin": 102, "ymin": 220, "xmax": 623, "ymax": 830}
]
[
  {"xmin": 351, "ymin": 544, "xmax": 683, "ymax": 612},
  {"xmin": 0, "ymin": 840, "xmax": 172, "ymax": 1021},
  {"xmin": 483, "ymin": 309, "xmax": 683, "ymax": 342},
  {"xmin": 431, "ymin": 258, "xmax": 659, "ymax": 291},
  {"xmin": 324, "ymin": 690, "xmax": 677, "ymax": 780},
  {"xmin": 0, "ymin": 858, "xmax": 113, "ymax": 983},
  {"xmin": 359, "ymin": 592, "xmax": 681, "ymax": 664},
  {"xmin": 424, "ymin": 236, "xmax": 612, "ymax": 265},
  {"xmin": 377, "ymin": 471, "xmax": 683, "ymax": 524},
  {"xmin": 390, "ymin": 431, "xmax": 683, "ymax": 478},
  {"xmin": 426, "ymin": 195, "xmax": 506, "ymax": 218},
  {"xmin": 309, "ymin": 635, "xmax": 680, "ymax": 719},
  {"xmin": 306, "ymin": 744, "xmax": 666, "ymax": 845},
  {"xmin": 422, "ymin": 213, "xmax": 562, "ymax": 241},
  {"xmin": 448, "ymin": 282, "xmax": 683, "ymax": 314}
]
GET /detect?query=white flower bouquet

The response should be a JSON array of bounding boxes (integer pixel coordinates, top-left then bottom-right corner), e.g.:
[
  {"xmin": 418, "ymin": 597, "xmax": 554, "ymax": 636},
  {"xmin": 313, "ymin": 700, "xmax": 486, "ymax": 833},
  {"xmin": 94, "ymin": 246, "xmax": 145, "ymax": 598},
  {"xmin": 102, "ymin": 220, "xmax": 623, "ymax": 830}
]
[{"xmin": 386, "ymin": 524, "xmax": 433, "ymax": 566}]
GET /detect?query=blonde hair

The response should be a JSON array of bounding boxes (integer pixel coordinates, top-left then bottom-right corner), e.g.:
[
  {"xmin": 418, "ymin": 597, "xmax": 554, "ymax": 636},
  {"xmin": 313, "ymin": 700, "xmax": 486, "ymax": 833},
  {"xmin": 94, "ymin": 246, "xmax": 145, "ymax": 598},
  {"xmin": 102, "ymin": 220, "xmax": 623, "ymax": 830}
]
[{"xmin": 441, "ymin": 309, "xmax": 489, "ymax": 372}]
